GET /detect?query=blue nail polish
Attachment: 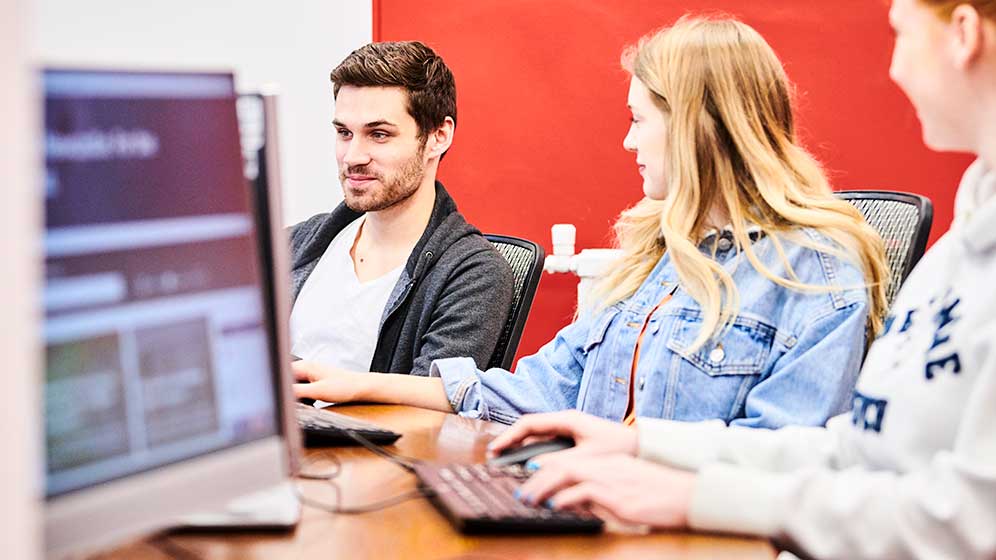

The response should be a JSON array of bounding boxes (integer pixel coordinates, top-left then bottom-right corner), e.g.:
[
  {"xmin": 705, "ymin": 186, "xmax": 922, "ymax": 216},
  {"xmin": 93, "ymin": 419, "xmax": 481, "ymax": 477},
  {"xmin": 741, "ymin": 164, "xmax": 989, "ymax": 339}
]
[
  {"xmin": 544, "ymin": 499, "xmax": 554, "ymax": 509},
  {"xmin": 513, "ymin": 488, "xmax": 521, "ymax": 499},
  {"xmin": 525, "ymin": 460, "xmax": 540, "ymax": 472}
]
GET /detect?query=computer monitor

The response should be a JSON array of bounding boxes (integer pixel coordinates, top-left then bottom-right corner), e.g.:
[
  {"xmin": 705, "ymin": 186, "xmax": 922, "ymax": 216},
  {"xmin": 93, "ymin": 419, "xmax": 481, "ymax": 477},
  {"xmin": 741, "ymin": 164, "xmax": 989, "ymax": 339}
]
[
  {"xmin": 236, "ymin": 91, "xmax": 302, "ymax": 470},
  {"xmin": 42, "ymin": 69, "xmax": 292, "ymax": 557}
]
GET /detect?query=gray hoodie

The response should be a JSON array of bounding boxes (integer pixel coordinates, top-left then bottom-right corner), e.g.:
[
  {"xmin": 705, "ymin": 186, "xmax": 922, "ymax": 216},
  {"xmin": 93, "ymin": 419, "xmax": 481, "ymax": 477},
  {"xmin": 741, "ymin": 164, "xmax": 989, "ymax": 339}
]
[{"xmin": 288, "ymin": 181, "xmax": 514, "ymax": 376}]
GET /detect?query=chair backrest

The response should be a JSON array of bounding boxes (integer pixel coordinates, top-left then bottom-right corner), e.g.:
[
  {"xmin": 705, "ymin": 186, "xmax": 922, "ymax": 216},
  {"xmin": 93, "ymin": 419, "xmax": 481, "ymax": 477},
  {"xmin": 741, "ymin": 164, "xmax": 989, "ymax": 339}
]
[
  {"xmin": 484, "ymin": 234, "xmax": 545, "ymax": 370},
  {"xmin": 836, "ymin": 190, "xmax": 933, "ymax": 307}
]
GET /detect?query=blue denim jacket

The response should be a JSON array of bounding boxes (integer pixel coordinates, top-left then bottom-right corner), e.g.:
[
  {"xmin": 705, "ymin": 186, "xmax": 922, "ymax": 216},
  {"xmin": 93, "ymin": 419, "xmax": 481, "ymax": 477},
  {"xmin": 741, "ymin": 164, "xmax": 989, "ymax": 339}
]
[{"xmin": 431, "ymin": 228, "xmax": 869, "ymax": 427}]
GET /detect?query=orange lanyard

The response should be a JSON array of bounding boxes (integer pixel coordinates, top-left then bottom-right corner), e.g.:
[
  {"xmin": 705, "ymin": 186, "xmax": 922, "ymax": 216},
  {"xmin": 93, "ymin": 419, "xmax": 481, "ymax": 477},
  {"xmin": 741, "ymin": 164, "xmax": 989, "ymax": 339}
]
[{"xmin": 623, "ymin": 284, "xmax": 678, "ymax": 426}]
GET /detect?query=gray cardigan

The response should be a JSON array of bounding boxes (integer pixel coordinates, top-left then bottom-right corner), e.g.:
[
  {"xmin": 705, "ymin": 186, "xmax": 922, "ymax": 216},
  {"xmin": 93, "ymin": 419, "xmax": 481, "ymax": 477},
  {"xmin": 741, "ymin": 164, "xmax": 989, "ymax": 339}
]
[{"xmin": 288, "ymin": 182, "xmax": 514, "ymax": 375}]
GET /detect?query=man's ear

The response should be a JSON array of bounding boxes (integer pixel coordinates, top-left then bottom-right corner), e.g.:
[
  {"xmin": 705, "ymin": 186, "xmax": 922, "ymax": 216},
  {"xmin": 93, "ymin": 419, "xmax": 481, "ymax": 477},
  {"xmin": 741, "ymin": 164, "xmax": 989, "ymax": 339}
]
[
  {"xmin": 425, "ymin": 116, "xmax": 455, "ymax": 159},
  {"xmin": 950, "ymin": 4, "xmax": 985, "ymax": 69}
]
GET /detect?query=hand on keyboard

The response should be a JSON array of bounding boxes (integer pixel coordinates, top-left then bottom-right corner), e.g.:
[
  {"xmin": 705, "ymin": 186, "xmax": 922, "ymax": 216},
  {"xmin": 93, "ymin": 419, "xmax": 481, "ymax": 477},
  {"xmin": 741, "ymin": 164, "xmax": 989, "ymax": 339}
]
[{"xmin": 414, "ymin": 462, "xmax": 603, "ymax": 534}]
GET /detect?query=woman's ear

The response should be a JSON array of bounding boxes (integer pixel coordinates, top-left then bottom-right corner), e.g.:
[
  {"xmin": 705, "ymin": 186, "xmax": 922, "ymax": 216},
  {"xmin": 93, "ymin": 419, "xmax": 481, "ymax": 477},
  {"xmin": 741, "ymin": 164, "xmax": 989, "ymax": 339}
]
[{"xmin": 949, "ymin": 4, "xmax": 985, "ymax": 69}]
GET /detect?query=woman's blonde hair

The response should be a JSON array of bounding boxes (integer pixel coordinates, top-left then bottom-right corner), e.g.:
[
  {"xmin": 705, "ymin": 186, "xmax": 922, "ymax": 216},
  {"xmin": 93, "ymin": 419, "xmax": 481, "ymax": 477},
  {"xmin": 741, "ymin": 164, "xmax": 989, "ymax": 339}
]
[{"xmin": 587, "ymin": 16, "xmax": 890, "ymax": 352}]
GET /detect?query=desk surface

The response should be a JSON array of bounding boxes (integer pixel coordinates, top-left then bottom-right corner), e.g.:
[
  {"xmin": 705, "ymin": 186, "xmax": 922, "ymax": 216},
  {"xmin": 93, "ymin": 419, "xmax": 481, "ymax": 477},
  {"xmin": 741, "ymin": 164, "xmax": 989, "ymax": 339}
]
[{"xmin": 100, "ymin": 405, "xmax": 776, "ymax": 560}]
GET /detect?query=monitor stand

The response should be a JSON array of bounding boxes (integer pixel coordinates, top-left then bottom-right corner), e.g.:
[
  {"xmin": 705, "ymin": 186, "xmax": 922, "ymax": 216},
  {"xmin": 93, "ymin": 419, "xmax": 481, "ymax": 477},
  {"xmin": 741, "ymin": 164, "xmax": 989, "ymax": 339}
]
[{"xmin": 174, "ymin": 481, "xmax": 301, "ymax": 531}]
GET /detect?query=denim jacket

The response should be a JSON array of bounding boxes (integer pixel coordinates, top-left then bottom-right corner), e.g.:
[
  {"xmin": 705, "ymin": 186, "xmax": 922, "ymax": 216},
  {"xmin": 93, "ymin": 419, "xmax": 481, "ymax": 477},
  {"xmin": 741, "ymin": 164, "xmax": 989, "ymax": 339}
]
[{"xmin": 430, "ymin": 227, "xmax": 869, "ymax": 427}]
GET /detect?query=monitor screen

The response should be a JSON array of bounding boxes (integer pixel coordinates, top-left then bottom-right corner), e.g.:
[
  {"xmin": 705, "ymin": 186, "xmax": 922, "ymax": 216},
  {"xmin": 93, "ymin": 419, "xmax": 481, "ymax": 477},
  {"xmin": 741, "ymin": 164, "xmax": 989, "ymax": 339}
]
[{"xmin": 43, "ymin": 69, "xmax": 278, "ymax": 499}]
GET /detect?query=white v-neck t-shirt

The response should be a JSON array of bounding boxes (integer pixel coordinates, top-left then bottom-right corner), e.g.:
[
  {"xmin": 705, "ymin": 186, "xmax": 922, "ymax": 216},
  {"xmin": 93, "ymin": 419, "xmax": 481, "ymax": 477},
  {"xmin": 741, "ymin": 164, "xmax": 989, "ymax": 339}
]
[{"xmin": 289, "ymin": 216, "xmax": 405, "ymax": 372}]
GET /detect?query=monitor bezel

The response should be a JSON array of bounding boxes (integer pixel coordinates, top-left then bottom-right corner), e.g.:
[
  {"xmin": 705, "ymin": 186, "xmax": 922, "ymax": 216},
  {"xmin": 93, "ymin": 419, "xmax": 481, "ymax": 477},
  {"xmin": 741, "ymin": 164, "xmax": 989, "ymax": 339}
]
[{"xmin": 42, "ymin": 68, "xmax": 292, "ymax": 558}]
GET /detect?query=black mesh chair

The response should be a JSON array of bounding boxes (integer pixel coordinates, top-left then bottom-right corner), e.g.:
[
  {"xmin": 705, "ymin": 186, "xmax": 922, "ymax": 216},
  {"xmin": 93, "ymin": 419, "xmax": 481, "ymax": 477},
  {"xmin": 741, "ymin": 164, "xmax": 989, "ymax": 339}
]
[
  {"xmin": 484, "ymin": 234, "xmax": 545, "ymax": 370},
  {"xmin": 836, "ymin": 190, "xmax": 933, "ymax": 307}
]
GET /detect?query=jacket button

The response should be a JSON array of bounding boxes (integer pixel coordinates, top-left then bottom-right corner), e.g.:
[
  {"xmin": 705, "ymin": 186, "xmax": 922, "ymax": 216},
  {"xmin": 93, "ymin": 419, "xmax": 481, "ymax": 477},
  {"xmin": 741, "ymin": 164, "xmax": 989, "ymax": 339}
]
[
  {"xmin": 717, "ymin": 237, "xmax": 733, "ymax": 252},
  {"xmin": 425, "ymin": 251, "xmax": 434, "ymax": 259},
  {"xmin": 638, "ymin": 377, "xmax": 646, "ymax": 391},
  {"xmin": 709, "ymin": 345, "xmax": 725, "ymax": 363}
]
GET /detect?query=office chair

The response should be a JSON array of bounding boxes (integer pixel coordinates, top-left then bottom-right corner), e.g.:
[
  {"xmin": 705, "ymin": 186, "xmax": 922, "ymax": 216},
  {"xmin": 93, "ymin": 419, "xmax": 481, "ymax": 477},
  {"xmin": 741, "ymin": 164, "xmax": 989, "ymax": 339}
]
[
  {"xmin": 484, "ymin": 234, "xmax": 545, "ymax": 370},
  {"xmin": 836, "ymin": 190, "xmax": 933, "ymax": 307}
]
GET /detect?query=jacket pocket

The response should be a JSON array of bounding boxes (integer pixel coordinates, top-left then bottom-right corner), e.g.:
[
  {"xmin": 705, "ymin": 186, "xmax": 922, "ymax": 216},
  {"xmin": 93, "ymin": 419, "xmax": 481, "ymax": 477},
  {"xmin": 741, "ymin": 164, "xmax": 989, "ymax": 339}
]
[
  {"xmin": 582, "ymin": 306, "xmax": 620, "ymax": 355},
  {"xmin": 665, "ymin": 309, "xmax": 776, "ymax": 376}
]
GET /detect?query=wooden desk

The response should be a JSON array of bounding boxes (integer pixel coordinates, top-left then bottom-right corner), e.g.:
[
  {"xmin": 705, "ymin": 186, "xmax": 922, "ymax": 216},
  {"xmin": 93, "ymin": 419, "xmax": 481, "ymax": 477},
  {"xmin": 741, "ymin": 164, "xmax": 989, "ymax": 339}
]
[{"xmin": 102, "ymin": 405, "xmax": 776, "ymax": 560}]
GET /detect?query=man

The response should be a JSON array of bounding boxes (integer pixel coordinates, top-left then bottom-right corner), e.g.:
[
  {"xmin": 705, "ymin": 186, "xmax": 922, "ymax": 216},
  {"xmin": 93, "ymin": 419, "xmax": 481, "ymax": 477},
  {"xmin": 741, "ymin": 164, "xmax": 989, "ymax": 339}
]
[{"xmin": 289, "ymin": 41, "xmax": 513, "ymax": 379}]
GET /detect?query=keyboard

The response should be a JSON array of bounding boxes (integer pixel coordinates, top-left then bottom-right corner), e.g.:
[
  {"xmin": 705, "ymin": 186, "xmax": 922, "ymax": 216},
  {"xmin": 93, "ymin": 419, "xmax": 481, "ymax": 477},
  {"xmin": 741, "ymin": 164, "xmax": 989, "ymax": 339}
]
[
  {"xmin": 414, "ymin": 462, "xmax": 604, "ymax": 534},
  {"xmin": 296, "ymin": 403, "xmax": 402, "ymax": 447}
]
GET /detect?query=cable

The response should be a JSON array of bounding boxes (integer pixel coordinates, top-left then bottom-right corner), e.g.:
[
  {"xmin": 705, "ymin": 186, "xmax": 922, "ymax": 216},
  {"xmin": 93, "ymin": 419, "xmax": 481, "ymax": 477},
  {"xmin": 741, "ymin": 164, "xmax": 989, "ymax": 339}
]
[
  {"xmin": 294, "ymin": 428, "xmax": 430, "ymax": 514},
  {"xmin": 296, "ymin": 427, "xmax": 420, "ymax": 479},
  {"xmin": 342, "ymin": 429, "xmax": 423, "ymax": 473},
  {"xmin": 296, "ymin": 453, "xmax": 343, "ymax": 480},
  {"xmin": 147, "ymin": 535, "xmax": 202, "ymax": 560},
  {"xmin": 293, "ymin": 480, "xmax": 432, "ymax": 515}
]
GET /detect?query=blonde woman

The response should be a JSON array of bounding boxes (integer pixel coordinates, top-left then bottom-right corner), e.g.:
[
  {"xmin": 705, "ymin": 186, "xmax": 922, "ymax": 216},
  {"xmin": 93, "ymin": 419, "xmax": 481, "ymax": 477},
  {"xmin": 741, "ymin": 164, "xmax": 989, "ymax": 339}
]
[
  {"xmin": 293, "ymin": 17, "xmax": 890, "ymax": 430},
  {"xmin": 495, "ymin": 1, "xmax": 996, "ymax": 558}
]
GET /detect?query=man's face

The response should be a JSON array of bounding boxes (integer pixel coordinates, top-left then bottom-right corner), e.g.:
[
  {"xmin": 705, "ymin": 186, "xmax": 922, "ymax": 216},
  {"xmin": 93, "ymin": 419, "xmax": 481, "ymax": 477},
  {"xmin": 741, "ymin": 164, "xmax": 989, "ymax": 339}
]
[
  {"xmin": 333, "ymin": 85, "xmax": 427, "ymax": 212},
  {"xmin": 889, "ymin": 0, "xmax": 971, "ymax": 151}
]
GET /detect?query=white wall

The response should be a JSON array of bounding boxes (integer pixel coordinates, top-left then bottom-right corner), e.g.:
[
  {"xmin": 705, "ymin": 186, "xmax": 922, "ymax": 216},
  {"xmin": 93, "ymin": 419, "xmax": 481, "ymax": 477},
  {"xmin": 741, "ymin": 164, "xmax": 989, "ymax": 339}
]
[
  {"xmin": 33, "ymin": 0, "xmax": 372, "ymax": 224},
  {"xmin": 0, "ymin": 0, "xmax": 40, "ymax": 557}
]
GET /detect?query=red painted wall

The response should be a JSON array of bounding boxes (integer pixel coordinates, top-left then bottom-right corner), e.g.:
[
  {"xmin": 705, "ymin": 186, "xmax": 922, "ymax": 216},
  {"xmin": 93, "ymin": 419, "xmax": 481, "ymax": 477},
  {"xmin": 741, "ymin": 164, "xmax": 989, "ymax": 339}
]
[{"xmin": 375, "ymin": 0, "xmax": 973, "ymax": 365}]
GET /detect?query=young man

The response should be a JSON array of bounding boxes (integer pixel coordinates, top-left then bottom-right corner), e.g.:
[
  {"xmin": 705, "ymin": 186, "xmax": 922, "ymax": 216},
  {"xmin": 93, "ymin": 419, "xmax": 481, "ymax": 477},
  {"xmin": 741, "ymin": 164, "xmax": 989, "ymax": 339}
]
[{"xmin": 289, "ymin": 41, "xmax": 513, "ymax": 380}]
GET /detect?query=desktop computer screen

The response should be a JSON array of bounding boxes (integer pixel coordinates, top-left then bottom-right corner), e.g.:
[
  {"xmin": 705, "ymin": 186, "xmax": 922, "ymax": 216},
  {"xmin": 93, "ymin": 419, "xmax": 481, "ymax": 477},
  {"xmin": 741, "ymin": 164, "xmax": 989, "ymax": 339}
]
[{"xmin": 43, "ymin": 69, "xmax": 289, "ymax": 555}]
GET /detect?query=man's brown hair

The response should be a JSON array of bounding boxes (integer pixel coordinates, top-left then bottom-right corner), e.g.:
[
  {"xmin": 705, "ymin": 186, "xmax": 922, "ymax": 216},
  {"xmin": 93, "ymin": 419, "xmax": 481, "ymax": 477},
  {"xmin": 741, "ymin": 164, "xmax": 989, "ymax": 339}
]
[{"xmin": 330, "ymin": 41, "xmax": 457, "ymax": 141}]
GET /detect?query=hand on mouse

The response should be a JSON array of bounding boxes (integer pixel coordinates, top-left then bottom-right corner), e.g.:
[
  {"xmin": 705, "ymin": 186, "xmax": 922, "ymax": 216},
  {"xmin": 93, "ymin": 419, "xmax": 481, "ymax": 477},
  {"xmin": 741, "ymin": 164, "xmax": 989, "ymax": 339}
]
[
  {"xmin": 292, "ymin": 360, "xmax": 370, "ymax": 403},
  {"xmin": 487, "ymin": 410, "xmax": 638, "ymax": 469},
  {"xmin": 514, "ymin": 454, "xmax": 696, "ymax": 530}
]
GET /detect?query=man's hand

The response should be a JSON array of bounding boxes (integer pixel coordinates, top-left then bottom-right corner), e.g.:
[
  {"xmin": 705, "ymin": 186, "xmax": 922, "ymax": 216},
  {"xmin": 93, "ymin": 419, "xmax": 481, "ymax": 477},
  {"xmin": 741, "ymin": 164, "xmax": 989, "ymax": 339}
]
[{"xmin": 292, "ymin": 360, "xmax": 371, "ymax": 403}]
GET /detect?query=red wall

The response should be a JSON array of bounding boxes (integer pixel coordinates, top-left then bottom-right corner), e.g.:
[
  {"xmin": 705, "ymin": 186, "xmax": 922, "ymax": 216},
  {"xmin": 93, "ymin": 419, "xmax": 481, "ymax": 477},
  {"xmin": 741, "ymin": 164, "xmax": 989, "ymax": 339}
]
[{"xmin": 375, "ymin": 0, "xmax": 974, "ymax": 365}]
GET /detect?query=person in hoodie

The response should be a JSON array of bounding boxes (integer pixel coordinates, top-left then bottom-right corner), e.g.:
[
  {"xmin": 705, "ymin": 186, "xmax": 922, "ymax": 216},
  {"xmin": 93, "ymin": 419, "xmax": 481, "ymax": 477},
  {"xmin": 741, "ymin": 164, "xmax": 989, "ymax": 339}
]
[
  {"xmin": 294, "ymin": 18, "xmax": 892, "ymax": 431},
  {"xmin": 289, "ymin": 41, "xmax": 513, "ymax": 379},
  {"xmin": 490, "ymin": 2, "xmax": 996, "ymax": 558}
]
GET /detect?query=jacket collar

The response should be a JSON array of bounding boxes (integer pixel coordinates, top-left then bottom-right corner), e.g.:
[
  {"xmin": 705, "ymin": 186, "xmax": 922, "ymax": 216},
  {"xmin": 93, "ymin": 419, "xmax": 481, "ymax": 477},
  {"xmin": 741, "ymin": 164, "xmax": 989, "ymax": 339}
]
[
  {"xmin": 292, "ymin": 180, "xmax": 462, "ymax": 272},
  {"xmin": 403, "ymin": 180, "xmax": 461, "ymax": 278}
]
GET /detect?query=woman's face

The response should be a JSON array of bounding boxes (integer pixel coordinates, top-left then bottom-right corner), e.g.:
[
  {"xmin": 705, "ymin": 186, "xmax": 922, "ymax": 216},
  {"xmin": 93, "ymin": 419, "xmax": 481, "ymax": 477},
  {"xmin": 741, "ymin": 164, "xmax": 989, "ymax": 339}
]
[
  {"xmin": 623, "ymin": 77, "xmax": 670, "ymax": 200},
  {"xmin": 889, "ymin": 0, "xmax": 974, "ymax": 152}
]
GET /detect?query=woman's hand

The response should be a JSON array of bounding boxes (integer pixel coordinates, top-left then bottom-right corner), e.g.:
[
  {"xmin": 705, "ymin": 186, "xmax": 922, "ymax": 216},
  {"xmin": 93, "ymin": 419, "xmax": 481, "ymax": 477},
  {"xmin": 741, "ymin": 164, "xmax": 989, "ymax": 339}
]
[
  {"xmin": 487, "ymin": 410, "xmax": 638, "ymax": 467},
  {"xmin": 292, "ymin": 360, "xmax": 371, "ymax": 403},
  {"xmin": 516, "ymin": 454, "xmax": 696, "ymax": 530}
]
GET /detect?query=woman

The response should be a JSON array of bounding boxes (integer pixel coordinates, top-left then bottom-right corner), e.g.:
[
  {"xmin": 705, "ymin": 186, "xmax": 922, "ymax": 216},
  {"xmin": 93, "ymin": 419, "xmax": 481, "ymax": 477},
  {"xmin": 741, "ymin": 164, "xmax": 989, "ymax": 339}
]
[
  {"xmin": 492, "ymin": 2, "xmax": 996, "ymax": 559},
  {"xmin": 294, "ymin": 18, "xmax": 889, "ymax": 430}
]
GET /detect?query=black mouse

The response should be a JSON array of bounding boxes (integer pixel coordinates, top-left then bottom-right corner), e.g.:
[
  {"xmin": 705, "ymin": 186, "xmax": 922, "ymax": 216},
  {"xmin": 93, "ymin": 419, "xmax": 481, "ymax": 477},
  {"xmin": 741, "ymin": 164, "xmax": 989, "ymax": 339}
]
[{"xmin": 487, "ymin": 436, "xmax": 575, "ymax": 468}]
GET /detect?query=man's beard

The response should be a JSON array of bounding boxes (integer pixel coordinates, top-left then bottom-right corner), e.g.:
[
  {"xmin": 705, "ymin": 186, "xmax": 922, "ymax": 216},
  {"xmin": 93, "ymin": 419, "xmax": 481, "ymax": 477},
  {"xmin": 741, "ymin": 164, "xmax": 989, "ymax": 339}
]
[{"xmin": 340, "ymin": 147, "xmax": 426, "ymax": 213}]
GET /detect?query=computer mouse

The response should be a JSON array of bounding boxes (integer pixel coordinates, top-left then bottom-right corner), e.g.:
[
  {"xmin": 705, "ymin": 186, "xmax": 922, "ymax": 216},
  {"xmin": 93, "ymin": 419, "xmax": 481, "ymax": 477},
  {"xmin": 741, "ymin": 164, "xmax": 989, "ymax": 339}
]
[{"xmin": 486, "ymin": 436, "xmax": 575, "ymax": 468}]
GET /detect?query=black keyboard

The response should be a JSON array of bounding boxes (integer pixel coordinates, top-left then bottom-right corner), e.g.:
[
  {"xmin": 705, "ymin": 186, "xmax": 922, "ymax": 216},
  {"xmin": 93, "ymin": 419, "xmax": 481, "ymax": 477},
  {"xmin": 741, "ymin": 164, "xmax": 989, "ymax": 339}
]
[
  {"xmin": 296, "ymin": 403, "xmax": 402, "ymax": 447},
  {"xmin": 414, "ymin": 462, "xmax": 604, "ymax": 534}
]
